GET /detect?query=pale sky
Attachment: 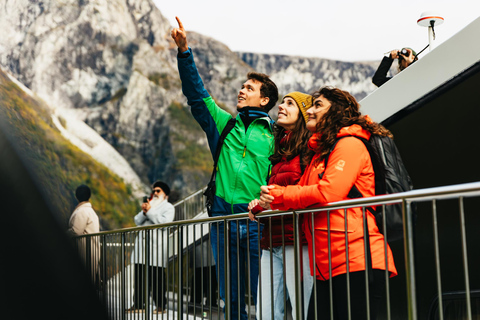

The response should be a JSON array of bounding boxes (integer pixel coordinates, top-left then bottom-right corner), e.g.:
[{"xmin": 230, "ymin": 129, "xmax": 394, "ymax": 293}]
[{"xmin": 153, "ymin": 0, "xmax": 479, "ymax": 62}]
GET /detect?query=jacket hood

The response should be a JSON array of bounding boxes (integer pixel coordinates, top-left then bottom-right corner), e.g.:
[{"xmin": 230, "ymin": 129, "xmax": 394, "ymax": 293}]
[
  {"xmin": 308, "ymin": 115, "xmax": 373, "ymax": 151},
  {"xmin": 336, "ymin": 124, "xmax": 371, "ymax": 140},
  {"xmin": 337, "ymin": 115, "xmax": 373, "ymax": 140}
]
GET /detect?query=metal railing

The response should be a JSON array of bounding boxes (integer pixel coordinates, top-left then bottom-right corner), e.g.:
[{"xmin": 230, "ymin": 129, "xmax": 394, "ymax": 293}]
[
  {"xmin": 73, "ymin": 181, "xmax": 480, "ymax": 320},
  {"xmin": 171, "ymin": 188, "xmax": 206, "ymax": 221}
]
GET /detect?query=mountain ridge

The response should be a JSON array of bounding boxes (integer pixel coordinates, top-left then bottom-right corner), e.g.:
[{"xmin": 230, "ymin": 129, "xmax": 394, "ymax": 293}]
[{"xmin": 0, "ymin": 0, "xmax": 385, "ymax": 223}]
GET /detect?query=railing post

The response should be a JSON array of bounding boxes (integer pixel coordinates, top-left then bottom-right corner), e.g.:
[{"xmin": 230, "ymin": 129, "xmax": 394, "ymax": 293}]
[
  {"xmin": 145, "ymin": 230, "xmax": 150, "ymax": 320},
  {"xmin": 121, "ymin": 233, "xmax": 126, "ymax": 320},
  {"xmin": 224, "ymin": 219, "xmax": 231, "ymax": 320},
  {"xmin": 293, "ymin": 211, "xmax": 303, "ymax": 320},
  {"xmin": 102, "ymin": 235, "xmax": 107, "ymax": 310},
  {"xmin": 403, "ymin": 200, "xmax": 417, "ymax": 320},
  {"xmin": 459, "ymin": 197, "xmax": 472, "ymax": 320},
  {"xmin": 178, "ymin": 225, "xmax": 184, "ymax": 319},
  {"xmin": 432, "ymin": 200, "xmax": 443, "ymax": 320}
]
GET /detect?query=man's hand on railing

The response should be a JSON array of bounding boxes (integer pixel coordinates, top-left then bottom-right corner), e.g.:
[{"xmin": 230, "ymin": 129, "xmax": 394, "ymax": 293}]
[{"xmin": 248, "ymin": 199, "xmax": 260, "ymax": 221}]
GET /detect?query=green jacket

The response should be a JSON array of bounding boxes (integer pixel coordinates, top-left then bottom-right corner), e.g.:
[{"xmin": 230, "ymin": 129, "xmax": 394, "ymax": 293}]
[{"xmin": 177, "ymin": 48, "xmax": 274, "ymax": 215}]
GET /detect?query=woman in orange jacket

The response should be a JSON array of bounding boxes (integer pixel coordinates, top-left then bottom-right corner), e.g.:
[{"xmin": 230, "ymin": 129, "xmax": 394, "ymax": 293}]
[{"xmin": 259, "ymin": 86, "xmax": 397, "ymax": 320}]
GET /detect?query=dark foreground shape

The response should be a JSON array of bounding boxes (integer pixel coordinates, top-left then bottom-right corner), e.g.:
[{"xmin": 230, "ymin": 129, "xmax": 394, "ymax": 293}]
[{"xmin": 0, "ymin": 118, "xmax": 109, "ymax": 320}]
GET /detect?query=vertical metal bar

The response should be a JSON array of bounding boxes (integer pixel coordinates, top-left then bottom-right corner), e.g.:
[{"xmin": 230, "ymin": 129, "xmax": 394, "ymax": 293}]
[
  {"xmin": 162, "ymin": 228, "xmax": 167, "ymax": 320},
  {"xmin": 344, "ymin": 208, "xmax": 351, "ymax": 320},
  {"xmin": 172, "ymin": 226, "xmax": 176, "ymax": 319},
  {"xmin": 362, "ymin": 207, "xmax": 371, "ymax": 320},
  {"xmin": 102, "ymin": 235, "xmax": 108, "ymax": 314},
  {"xmin": 403, "ymin": 200, "xmax": 417, "ymax": 320},
  {"xmin": 114, "ymin": 235, "xmax": 118, "ymax": 320},
  {"xmin": 136, "ymin": 231, "xmax": 140, "ymax": 320},
  {"xmin": 121, "ymin": 233, "xmax": 126, "ymax": 320},
  {"xmin": 191, "ymin": 224, "xmax": 196, "ymax": 318},
  {"xmin": 236, "ymin": 221, "xmax": 241, "ymax": 320},
  {"xmin": 216, "ymin": 222, "xmax": 221, "ymax": 318},
  {"xmin": 293, "ymin": 211, "xmax": 303, "ymax": 320},
  {"xmin": 145, "ymin": 230, "xmax": 150, "ymax": 320},
  {"xmin": 225, "ymin": 220, "xmax": 231, "ymax": 320},
  {"xmin": 183, "ymin": 201, "xmax": 187, "ymax": 220},
  {"xmin": 312, "ymin": 212, "xmax": 318, "ymax": 320},
  {"xmin": 207, "ymin": 223, "xmax": 214, "ymax": 320},
  {"xmin": 200, "ymin": 224, "xmax": 205, "ymax": 317},
  {"xmin": 459, "ymin": 197, "xmax": 472, "ymax": 320},
  {"xmin": 281, "ymin": 215, "xmax": 287, "ymax": 320},
  {"xmin": 155, "ymin": 229, "xmax": 159, "ymax": 318},
  {"xmin": 269, "ymin": 217, "xmax": 274, "ymax": 319},
  {"xmin": 257, "ymin": 218, "xmax": 263, "ymax": 320},
  {"xmin": 328, "ymin": 210, "xmax": 333, "ymax": 320},
  {"xmin": 383, "ymin": 204, "xmax": 391, "ymax": 320},
  {"xmin": 178, "ymin": 225, "xmax": 184, "ymax": 319},
  {"xmin": 246, "ymin": 219, "xmax": 252, "ymax": 320},
  {"xmin": 432, "ymin": 200, "xmax": 444, "ymax": 320}
]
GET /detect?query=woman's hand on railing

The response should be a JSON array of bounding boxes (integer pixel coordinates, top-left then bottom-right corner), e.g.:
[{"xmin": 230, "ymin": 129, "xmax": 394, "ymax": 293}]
[{"xmin": 259, "ymin": 185, "xmax": 275, "ymax": 207}]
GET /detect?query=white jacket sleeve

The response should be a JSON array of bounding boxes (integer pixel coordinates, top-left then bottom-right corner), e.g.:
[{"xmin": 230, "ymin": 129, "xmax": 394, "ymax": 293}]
[
  {"xmin": 146, "ymin": 202, "xmax": 175, "ymax": 225},
  {"xmin": 133, "ymin": 211, "xmax": 148, "ymax": 226},
  {"xmin": 68, "ymin": 209, "xmax": 88, "ymax": 236}
]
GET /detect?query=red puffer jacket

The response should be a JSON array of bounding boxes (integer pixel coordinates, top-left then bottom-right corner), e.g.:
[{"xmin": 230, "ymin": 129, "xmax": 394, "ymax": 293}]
[
  {"xmin": 268, "ymin": 124, "xmax": 397, "ymax": 280},
  {"xmin": 258, "ymin": 154, "xmax": 305, "ymax": 249}
]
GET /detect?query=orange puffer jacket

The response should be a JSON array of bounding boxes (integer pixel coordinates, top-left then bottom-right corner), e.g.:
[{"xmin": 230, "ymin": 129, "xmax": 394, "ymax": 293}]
[{"xmin": 269, "ymin": 124, "xmax": 397, "ymax": 280}]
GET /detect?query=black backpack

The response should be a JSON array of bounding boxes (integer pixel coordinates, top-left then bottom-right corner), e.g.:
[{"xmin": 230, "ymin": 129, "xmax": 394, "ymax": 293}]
[{"xmin": 321, "ymin": 134, "xmax": 414, "ymax": 242}]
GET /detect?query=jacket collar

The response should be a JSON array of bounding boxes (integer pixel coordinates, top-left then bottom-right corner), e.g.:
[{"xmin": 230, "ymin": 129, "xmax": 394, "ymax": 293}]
[
  {"xmin": 239, "ymin": 107, "xmax": 274, "ymax": 125},
  {"xmin": 75, "ymin": 201, "xmax": 92, "ymax": 210}
]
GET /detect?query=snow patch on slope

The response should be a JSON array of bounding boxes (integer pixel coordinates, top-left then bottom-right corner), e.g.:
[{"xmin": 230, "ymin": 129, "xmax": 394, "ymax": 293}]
[{"xmin": 51, "ymin": 107, "xmax": 147, "ymax": 197}]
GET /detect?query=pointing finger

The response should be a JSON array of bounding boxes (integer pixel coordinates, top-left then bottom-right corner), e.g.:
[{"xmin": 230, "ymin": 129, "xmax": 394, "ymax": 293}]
[{"xmin": 175, "ymin": 16, "xmax": 184, "ymax": 30}]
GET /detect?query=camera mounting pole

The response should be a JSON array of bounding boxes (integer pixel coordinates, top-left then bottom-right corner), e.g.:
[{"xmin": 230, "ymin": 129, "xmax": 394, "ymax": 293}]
[{"xmin": 417, "ymin": 11, "xmax": 444, "ymax": 52}]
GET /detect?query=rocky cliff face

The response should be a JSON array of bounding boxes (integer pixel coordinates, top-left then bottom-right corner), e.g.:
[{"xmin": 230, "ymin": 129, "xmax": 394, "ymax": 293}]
[
  {"xmin": 0, "ymin": 0, "xmax": 381, "ymax": 198},
  {"xmin": 238, "ymin": 52, "xmax": 379, "ymax": 101}
]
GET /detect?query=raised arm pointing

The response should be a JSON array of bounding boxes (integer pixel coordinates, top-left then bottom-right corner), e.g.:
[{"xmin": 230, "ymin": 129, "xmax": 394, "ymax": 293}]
[{"xmin": 171, "ymin": 16, "xmax": 188, "ymax": 52}]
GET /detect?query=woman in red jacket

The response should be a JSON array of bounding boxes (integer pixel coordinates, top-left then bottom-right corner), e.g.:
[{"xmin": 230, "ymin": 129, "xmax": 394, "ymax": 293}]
[
  {"xmin": 259, "ymin": 86, "xmax": 397, "ymax": 320},
  {"xmin": 248, "ymin": 91, "xmax": 314, "ymax": 320}
]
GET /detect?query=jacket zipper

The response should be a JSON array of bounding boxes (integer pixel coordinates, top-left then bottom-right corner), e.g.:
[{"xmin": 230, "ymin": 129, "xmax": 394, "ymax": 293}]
[
  {"xmin": 230, "ymin": 117, "xmax": 270, "ymax": 213},
  {"xmin": 231, "ymin": 129, "xmax": 251, "ymax": 213}
]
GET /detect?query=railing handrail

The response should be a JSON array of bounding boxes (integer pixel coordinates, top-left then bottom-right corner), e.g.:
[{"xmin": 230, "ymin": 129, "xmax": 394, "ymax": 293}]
[
  {"xmin": 172, "ymin": 187, "xmax": 206, "ymax": 207},
  {"xmin": 75, "ymin": 181, "xmax": 480, "ymax": 238}
]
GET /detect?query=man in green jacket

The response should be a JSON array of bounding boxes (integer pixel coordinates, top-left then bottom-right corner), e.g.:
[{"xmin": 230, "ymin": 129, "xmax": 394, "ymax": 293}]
[{"xmin": 172, "ymin": 17, "xmax": 278, "ymax": 320}]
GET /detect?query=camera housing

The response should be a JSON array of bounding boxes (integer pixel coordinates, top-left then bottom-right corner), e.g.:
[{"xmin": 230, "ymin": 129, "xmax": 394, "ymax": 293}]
[{"xmin": 398, "ymin": 48, "xmax": 409, "ymax": 58}]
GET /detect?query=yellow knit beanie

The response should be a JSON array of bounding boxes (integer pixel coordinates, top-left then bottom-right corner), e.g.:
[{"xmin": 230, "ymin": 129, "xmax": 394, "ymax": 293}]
[{"xmin": 283, "ymin": 92, "xmax": 313, "ymax": 124}]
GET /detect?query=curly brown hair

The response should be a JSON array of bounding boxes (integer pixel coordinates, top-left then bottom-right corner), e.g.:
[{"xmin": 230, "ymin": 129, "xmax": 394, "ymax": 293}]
[
  {"xmin": 269, "ymin": 110, "xmax": 314, "ymax": 170},
  {"xmin": 311, "ymin": 86, "xmax": 393, "ymax": 163}
]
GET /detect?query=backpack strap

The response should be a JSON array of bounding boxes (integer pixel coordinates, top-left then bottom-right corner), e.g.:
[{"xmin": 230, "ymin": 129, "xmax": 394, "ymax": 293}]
[
  {"xmin": 210, "ymin": 118, "xmax": 237, "ymax": 183},
  {"xmin": 317, "ymin": 136, "xmax": 349, "ymax": 180},
  {"xmin": 204, "ymin": 118, "xmax": 237, "ymax": 216},
  {"xmin": 318, "ymin": 135, "xmax": 386, "ymax": 196}
]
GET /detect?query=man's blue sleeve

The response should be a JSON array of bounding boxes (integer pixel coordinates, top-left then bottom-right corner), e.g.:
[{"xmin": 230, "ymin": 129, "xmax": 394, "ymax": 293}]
[{"xmin": 176, "ymin": 47, "xmax": 232, "ymax": 156}]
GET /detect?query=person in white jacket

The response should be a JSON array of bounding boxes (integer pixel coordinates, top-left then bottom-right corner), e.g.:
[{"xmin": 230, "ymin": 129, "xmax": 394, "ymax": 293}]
[
  {"xmin": 68, "ymin": 184, "xmax": 100, "ymax": 282},
  {"xmin": 128, "ymin": 181, "xmax": 175, "ymax": 314}
]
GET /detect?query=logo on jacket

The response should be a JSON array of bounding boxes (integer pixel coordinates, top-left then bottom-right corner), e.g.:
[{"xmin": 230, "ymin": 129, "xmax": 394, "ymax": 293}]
[{"xmin": 335, "ymin": 160, "xmax": 346, "ymax": 171}]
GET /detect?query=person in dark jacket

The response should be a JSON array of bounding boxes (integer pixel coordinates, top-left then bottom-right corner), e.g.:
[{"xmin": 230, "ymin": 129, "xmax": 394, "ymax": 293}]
[
  {"xmin": 372, "ymin": 47, "xmax": 417, "ymax": 87},
  {"xmin": 248, "ymin": 92, "xmax": 315, "ymax": 320},
  {"xmin": 171, "ymin": 17, "xmax": 279, "ymax": 320}
]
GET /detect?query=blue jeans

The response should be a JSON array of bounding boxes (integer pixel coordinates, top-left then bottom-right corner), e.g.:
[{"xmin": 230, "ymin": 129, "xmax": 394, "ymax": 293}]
[
  {"xmin": 257, "ymin": 245, "xmax": 314, "ymax": 320},
  {"xmin": 210, "ymin": 219, "xmax": 262, "ymax": 320}
]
